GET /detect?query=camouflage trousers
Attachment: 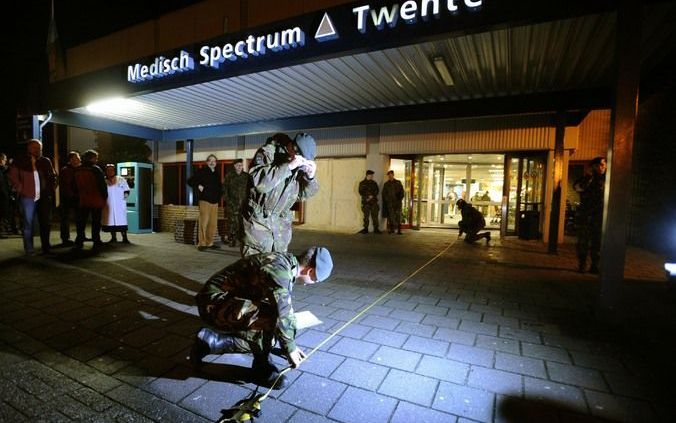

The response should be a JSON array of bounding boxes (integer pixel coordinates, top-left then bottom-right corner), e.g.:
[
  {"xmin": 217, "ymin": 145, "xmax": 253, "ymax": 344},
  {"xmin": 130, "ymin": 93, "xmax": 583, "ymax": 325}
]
[
  {"xmin": 385, "ymin": 207, "xmax": 402, "ymax": 232},
  {"xmin": 362, "ymin": 203, "xmax": 379, "ymax": 230},
  {"xmin": 225, "ymin": 206, "xmax": 242, "ymax": 242},
  {"xmin": 241, "ymin": 211, "xmax": 292, "ymax": 257},
  {"xmin": 195, "ymin": 289, "xmax": 276, "ymax": 355},
  {"xmin": 576, "ymin": 212, "xmax": 602, "ymax": 267}
]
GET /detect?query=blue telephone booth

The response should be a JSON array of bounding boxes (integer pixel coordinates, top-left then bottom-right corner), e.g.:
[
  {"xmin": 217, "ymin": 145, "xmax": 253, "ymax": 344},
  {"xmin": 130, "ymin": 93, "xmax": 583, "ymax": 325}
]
[{"xmin": 117, "ymin": 162, "xmax": 153, "ymax": 234}]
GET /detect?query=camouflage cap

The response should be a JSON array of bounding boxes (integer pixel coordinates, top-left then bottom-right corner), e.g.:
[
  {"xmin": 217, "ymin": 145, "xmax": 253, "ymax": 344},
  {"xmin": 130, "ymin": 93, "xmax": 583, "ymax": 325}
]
[{"xmin": 313, "ymin": 247, "xmax": 333, "ymax": 282}]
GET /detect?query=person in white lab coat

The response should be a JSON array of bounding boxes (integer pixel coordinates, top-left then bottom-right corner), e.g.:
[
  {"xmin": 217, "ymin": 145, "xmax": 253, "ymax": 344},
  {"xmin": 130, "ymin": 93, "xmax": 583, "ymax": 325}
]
[{"xmin": 102, "ymin": 164, "xmax": 130, "ymax": 243}]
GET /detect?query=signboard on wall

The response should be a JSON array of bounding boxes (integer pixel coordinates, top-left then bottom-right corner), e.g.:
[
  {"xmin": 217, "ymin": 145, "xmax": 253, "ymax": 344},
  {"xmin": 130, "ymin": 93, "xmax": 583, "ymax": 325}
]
[{"xmin": 126, "ymin": 0, "xmax": 484, "ymax": 84}]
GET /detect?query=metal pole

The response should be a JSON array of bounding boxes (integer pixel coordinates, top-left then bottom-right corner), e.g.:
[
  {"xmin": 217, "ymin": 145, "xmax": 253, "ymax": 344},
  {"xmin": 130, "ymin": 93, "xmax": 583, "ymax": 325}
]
[
  {"xmin": 185, "ymin": 139, "xmax": 194, "ymax": 206},
  {"xmin": 599, "ymin": 0, "xmax": 641, "ymax": 314},
  {"xmin": 548, "ymin": 113, "xmax": 565, "ymax": 253}
]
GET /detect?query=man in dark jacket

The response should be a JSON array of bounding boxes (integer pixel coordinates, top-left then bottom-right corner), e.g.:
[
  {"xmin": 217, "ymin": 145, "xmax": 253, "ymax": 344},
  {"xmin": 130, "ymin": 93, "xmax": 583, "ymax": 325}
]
[
  {"xmin": 8, "ymin": 139, "xmax": 58, "ymax": 255},
  {"xmin": 457, "ymin": 199, "xmax": 491, "ymax": 244},
  {"xmin": 188, "ymin": 154, "xmax": 222, "ymax": 251},
  {"xmin": 73, "ymin": 150, "xmax": 107, "ymax": 250},
  {"xmin": 382, "ymin": 170, "xmax": 405, "ymax": 234},
  {"xmin": 58, "ymin": 151, "xmax": 81, "ymax": 246},
  {"xmin": 358, "ymin": 170, "xmax": 380, "ymax": 234},
  {"xmin": 190, "ymin": 246, "xmax": 333, "ymax": 389},
  {"xmin": 222, "ymin": 159, "xmax": 250, "ymax": 247},
  {"xmin": 573, "ymin": 157, "xmax": 606, "ymax": 273}
]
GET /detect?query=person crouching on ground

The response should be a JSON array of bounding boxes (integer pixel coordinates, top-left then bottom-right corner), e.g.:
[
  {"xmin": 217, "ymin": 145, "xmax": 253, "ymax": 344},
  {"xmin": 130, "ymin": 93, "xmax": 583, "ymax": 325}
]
[
  {"xmin": 456, "ymin": 199, "xmax": 491, "ymax": 244},
  {"xmin": 190, "ymin": 246, "xmax": 333, "ymax": 389}
]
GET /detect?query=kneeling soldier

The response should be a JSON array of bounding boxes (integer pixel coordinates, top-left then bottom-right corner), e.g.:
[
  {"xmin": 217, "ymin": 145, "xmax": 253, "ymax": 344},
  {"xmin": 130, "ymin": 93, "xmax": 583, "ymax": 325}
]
[{"xmin": 190, "ymin": 246, "xmax": 333, "ymax": 389}]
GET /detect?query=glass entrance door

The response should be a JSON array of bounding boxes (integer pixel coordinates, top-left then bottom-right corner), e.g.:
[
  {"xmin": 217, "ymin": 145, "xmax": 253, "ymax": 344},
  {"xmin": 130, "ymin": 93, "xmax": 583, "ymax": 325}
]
[
  {"xmin": 503, "ymin": 154, "xmax": 547, "ymax": 237},
  {"xmin": 414, "ymin": 154, "xmax": 504, "ymax": 228}
]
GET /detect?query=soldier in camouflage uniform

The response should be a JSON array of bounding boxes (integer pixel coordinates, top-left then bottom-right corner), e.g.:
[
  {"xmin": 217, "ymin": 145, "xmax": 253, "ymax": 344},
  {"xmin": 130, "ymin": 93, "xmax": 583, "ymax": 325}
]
[
  {"xmin": 358, "ymin": 170, "xmax": 380, "ymax": 234},
  {"xmin": 382, "ymin": 170, "xmax": 405, "ymax": 234},
  {"xmin": 190, "ymin": 246, "xmax": 333, "ymax": 389},
  {"xmin": 223, "ymin": 159, "xmax": 250, "ymax": 247},
  {"xmin": 241, "ymin": 132, "xmax": 319, "ymax": 257},
  {"xmin": 573, "ymin": 157, "xmax": 606, "ymax": 273}
]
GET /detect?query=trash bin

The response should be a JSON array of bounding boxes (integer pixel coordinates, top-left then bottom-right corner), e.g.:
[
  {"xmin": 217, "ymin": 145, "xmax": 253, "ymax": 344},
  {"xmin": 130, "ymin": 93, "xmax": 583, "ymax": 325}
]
[{"xmin": 518, "ymin": 210, "xmax": 540, "ymax": 240}]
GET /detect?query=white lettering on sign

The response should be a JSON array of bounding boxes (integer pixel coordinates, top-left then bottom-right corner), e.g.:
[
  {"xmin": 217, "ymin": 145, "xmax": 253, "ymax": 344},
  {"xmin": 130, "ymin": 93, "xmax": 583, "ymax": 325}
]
[
  {"xmin": 353, "ymin": 0, "xmax": 482, "ymax": 33},
  {"xmin": 199, "ymin": 27, "xmax": 306, "ymax": 69},
  {"xmin": 127, "ymin": 50, "xmax": 194, "ymax": 83}
]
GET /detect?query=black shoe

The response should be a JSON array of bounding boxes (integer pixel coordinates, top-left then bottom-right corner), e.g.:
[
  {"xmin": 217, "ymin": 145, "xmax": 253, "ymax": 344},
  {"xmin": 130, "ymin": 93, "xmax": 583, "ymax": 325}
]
[
  {"xmin": 397, "ymin": 231, "xmax": 402, "ymax": 235},
  {"xmin": 577, "ymin": 261, "xmax": 586, "ymax": 273},
  {"xmin": 197, "ymin": 246, "xmax": 207, "ymax": 251},
  {"xmin": 60, "ymin": 240, "xmax": 74, "ymax": 247},
  {"xmin": 485, "ymin": 233, "xmax": 491, "ymax": 244},
  {"xmin": 229, "ymin": 239, "xmax": 237, "ymax": 247},
  {"xmin": 374, "ymin": 229, "xmax": 382, "ymax": 234},
  {"xmin": 208, "ymin": 244, "xmax": 221, "ymax": 250},
  {"xmin": 252, "ymin": 356, "xmax": 288, "ymax": 390},
  {"xmin": 122, "ymin": 239, "xmax": 131, "ymax": 244},
  {"xmin": 358, "ymin": 228, "xmax": 368, "ymax": 234},
  {"xmin": 108, "ymin": 238, "xmax": 118, "ymax": 243},
  {"xmin": 189, "ymin": 338, "xmax": 210, "ymax": 369}
]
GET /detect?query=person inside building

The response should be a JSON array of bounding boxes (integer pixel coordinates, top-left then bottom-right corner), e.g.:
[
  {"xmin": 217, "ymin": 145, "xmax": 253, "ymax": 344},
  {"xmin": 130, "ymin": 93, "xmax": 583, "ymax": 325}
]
[
  {"xmin": 382, "ymin": 170, "xmax": 405, "ymax": 234},
  {"xmin": 58, "ymin": 151, "xmax": 81, "ymax": 246},
  {"xmin": 190, "ymin": 246, "xmax": 333, "ymax": 389},
  {"xmin": 573, "ymin": 156, "xmax": 606, "ymax": 273},
  {"xmin": 102, "ymin": 164, "xmax": 131, "ymax": 244},
  {"xmin": 187, "ymin": 154, "xmax": 222, "ymax": 251},
  {"xmin": 222, "ymin": 158, "xmax": 250, "ymax": 248},
  {"xmin": 358, "ymin": 169, "xmax": 380, "ymax": 234},
  {"xmin": 73, "ymin": 150, "xmax": 107, "ymax": 251},
  {"xmin": 8, "ymin": 139, "xmax": 58, "ymax": 255},
  {"xmin": 241, "ymin": 132, "xmax": 319, "ymax": 257},
  {"xmin": 457, "ymin": 198, "xmax": 491, "ymax": 244}
]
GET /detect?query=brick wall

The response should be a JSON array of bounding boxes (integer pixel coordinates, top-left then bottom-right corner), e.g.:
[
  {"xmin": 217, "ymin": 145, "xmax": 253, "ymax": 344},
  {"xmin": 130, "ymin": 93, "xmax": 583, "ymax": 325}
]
[{"xmin": 159, "ymin": 205, "xmax": 227, "ymax": 244}]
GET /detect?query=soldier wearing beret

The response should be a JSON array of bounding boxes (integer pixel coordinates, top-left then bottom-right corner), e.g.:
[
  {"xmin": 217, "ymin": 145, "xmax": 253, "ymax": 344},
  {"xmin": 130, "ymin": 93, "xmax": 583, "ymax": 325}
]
[
  {"xmin": 241, "ymin": 132, "xmax": 319, "ymax": 257},
  {"xmin": 358, "ymin": 170, "xmax": 381, "ymax": 234},
  {"xmin": 223, "ymin": 159, "xmax": 250, "ymax": 247},
  {"xmin": 190, "ymin": 246, "xmax": 334, "ymax": 389},
  {"xmin": 573, "ymin": 156, "xmax": 606, "ymax": 273}
]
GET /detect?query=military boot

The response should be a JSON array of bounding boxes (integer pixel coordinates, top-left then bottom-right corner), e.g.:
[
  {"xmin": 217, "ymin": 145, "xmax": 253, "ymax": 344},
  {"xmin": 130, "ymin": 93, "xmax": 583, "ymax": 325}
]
[
  {"xmin": 251, "ymin": 353, "xmax": 288, "ymax": 390},
  {"xmin": 189, "ymin": 328, "xmax": 244, "ymax": 369}
]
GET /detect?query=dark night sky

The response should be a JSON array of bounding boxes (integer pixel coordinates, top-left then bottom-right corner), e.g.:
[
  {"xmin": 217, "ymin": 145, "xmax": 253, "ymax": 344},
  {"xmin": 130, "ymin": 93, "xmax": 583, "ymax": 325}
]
[
  {"xmin": 4, "ymin": 0, "xmax": 204, "ymax": 153},
  {"xmin": 12, "ymin": 0, "xmax": 205, "ymax": 110}
]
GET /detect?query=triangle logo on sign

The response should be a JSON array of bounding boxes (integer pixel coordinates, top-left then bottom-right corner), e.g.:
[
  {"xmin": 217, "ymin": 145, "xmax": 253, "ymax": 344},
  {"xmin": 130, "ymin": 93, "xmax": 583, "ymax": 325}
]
[{"xmin": 315, "ymin": 12, "xmax": 339, "ymax": 42}]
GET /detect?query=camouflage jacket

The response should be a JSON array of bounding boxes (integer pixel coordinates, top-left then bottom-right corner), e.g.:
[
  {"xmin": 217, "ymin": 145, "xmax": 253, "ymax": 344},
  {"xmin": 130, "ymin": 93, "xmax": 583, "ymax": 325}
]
[
  {"xmin": 198, "ymin": 252, "xmax": 300, "ymax": 353},
  {"xmin": 223, "ymin": 170, "xmax": 250, "ymax": 211},
  {"xmin": 246, "ymin": 139, "xmax": 319, "ymax": 218},
  {"xmin": 358, "ymin": 179, "xmax": 379, "ymax": 205},
  {"xmin": 574, "ymin": 173, "xmax": 605, "ymax": 217},
  {"xmin": 382, "ymin": 179, "xmax": 404, "ymax": 210}
]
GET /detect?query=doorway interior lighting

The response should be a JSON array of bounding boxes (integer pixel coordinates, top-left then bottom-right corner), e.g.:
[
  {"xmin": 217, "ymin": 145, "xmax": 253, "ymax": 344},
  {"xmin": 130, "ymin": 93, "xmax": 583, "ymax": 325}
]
[
  {"xmin": 86, "ymin": 97, "xmax": 142, "ymax": 114},
  {"xmin": 432, "ymin": 56, "xmax": 454, "ymax": 86}
]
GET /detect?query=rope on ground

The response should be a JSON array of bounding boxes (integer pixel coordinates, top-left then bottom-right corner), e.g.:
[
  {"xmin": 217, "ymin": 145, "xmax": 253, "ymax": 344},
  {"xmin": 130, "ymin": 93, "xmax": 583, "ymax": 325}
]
[{"xmin": 217, "ymin": 240, "xmax": 455, "ymax": 422}]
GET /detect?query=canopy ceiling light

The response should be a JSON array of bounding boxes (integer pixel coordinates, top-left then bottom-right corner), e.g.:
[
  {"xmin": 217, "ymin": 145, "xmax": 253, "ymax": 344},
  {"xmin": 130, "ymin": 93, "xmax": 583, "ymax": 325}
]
[
  {"xmin": 432, "ymin": 56, "xmax": 454, "ymax": 86},
  {"xmin": 86, "ymin": 97, "xmax": 142, "ymax": 114}
]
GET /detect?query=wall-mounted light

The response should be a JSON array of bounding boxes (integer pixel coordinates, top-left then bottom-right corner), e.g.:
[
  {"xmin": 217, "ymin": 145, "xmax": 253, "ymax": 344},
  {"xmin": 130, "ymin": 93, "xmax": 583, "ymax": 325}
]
[{"xmin": 432, "ymin": 56, "xmax": 454, "ymax": 86}]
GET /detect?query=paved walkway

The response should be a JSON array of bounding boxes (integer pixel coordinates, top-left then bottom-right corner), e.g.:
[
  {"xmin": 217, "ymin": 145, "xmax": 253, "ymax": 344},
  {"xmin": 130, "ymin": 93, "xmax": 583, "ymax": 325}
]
[{"xmin": 1, "ymin": 228, "xmax": 674, "ymax": 422}]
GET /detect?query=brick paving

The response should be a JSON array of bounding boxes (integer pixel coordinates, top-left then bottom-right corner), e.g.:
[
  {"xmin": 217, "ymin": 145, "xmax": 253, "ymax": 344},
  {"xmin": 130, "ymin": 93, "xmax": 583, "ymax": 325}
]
[{"xmin": 1, "ymin": 228, "xmax": 674, "ymax": 422}]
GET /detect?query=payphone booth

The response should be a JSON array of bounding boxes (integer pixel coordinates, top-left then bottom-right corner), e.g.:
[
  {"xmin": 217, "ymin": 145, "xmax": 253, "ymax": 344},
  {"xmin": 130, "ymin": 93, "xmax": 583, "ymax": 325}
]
[{"xmin": 117, "ymin": 162, "xmax": 153, "ymax": 234}]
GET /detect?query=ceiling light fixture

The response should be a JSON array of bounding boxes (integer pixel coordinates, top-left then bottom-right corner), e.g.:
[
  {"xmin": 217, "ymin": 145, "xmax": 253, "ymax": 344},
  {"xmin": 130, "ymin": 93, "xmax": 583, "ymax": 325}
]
[
  {"xmin": 86, "ymin": 97, "xmax": 142, "ymax": 114},
  {"xmin": 432, "ymin": 56, "xmax": 454, "ymax": 86}
]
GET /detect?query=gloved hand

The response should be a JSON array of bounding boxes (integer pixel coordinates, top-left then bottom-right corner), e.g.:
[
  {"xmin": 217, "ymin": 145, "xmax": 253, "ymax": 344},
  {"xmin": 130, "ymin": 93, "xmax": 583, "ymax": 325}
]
[
  {"xmin": 288, "ymin": 155, "xmax": 306, "ymax": 170},
  {"xmin": 301, "ymin": 160, "xmax": 316, "ymax": 178}
]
